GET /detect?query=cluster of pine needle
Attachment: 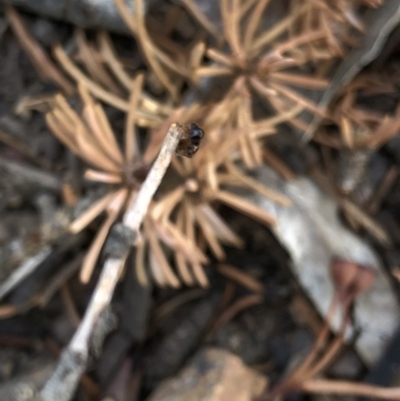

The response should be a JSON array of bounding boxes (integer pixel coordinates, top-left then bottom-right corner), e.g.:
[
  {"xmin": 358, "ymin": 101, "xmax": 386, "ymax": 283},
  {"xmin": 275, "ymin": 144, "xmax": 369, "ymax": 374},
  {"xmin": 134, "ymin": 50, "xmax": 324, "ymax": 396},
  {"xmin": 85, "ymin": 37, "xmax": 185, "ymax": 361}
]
[{"xmin": 10, "ymin": 0, "xmax": 393, "ymax": 288}]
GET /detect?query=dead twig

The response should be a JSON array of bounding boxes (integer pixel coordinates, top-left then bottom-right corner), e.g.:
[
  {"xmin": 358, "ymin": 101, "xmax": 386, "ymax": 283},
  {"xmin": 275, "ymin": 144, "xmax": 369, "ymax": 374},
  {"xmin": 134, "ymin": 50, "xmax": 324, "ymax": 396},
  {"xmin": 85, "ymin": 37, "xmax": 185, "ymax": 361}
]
[
  {"xmin": 217, "ymin": 263, "xmax": 264, "ymax": 293},
  {"xmin": 180, "ymin": 0, "xmax": 221, "ymax": 41},
  {"xmin": 207, "ymin": 293, "xmax": 264, "ymax": 337},
  {"xmin": 152, "ymin": 288, "xmax": 206, "ymax": 323},
  {"xmin": 40, "ymin": 123, "xmax": 183, "ymax": 401}
]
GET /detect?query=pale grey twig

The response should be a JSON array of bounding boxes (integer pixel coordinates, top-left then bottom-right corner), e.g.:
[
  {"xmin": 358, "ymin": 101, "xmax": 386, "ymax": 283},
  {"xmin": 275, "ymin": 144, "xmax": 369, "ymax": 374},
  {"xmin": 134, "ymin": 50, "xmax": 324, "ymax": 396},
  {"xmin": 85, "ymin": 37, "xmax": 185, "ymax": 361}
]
[
  {"xmin": 0, "ymin": 245, "xmax": 52, "ymax": 301},
  {"xmin": 40, "ymin": 123, "xmax": 182, "ymax": 401}
]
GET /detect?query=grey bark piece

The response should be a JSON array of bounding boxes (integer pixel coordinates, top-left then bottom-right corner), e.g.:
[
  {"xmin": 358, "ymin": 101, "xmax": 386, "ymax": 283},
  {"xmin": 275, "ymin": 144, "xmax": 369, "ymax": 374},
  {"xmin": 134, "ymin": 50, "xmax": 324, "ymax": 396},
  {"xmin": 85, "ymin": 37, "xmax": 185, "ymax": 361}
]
[
  {"xmin": 239, "ymin": 166, "xmax": 400, "ymax": 366},
  {"xmin": 0, "ymin": 0, "xmax": 154, "ymax": 34}
]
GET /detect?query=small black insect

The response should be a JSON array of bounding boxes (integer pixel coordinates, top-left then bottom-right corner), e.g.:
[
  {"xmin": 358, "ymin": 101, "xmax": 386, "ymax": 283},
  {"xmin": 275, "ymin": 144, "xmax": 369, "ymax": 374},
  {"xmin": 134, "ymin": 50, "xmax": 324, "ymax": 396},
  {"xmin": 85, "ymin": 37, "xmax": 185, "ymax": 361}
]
[{"xmin": 175, "ymin": 122, "xmax": 204, "ymax": 158}]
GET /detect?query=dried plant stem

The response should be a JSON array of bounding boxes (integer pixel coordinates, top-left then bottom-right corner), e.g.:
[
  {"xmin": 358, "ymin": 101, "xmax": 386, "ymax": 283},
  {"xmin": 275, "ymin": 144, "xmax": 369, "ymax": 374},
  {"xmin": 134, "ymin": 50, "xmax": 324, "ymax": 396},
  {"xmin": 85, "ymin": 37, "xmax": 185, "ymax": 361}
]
[
  {"xmin": 243, "ymin": 0, "xmax": 270, "ymax": 48},
  {"xmin": 113, "ymin": 0, "xmax": 137, "ymax": 34},
  {"xmin": 84, "ymin": 169, "xmax": 122, "ymax": 184},
  {"xmin": 69, "ymin": 191, "xmax": 119, "ymax": 234},
  {"xmin": 226, "ymin": 162, "xmax": 292, "ymax": 206},
  {"xmin": 80, "ymin": 188, "xmax": 128, "ymax": 284},
  {"xmin": 153, "ymin": 288, "xmax": 206, "ymax": 321},
  {"xmin": 195, "ymin": 207, "xmax": 225, "ymax": 259},
  {"xmin": 41, "ymin": 124, "xmax": 182, "ymax": 401},
  {"xmin": 221, "ymin": 0, "xmax": 242, "ymax": 60},
  {"xmin": 340, "ymin": 198, "xmax": 390, "ymax": 246},
  {"xmin": 263, "ymin": 147, "xmax": 294, "ymax": 181},
  {"xmin": 147, "ymin": 219, "xmax": 182, "ymax": 287},
  {"xmin": 75, "ymin": 28, "xmax": 123, "ymax": 96},
  {"xmin": 125, "ymin": 74, "xmax": 144, "ymax": 163},
  {"xmin": 180, "ymin": 0, "xmax": 221, "ymax": 41},
  {"xmin": 305, "ymin": 316, "xmax": 349, "ymax": 378},
  {"xmin": 54, "ymin": 44, "xmax": 129, "ymax": 111},
  {"xmin": 250, "ymin": 5, "xmax": 306, "ymax": 55},
  {"xmin": 132, "ymin": 0, "xmax": 179, "ymax": 98},
  {"xmin": 214, "ymin": 189, "xmax": 277, "ymax": 226},
  {"xmin": 206, "ymin": 48, "xmax": 235, "ymax": 67},
  {"xmin": 217, "ymin": 264, "xmax": 264, "ymax": 293},
  {"xmin": 299, "ymin": 379, "xmax": 400, "ymax": 399},
  {"xmin": 208, "ymin": 294, "xmax": 263, "ymax": 336},
  {"xmin": 290, "ymin": 293, "xmax": 340, "ymax": 381},
  {"xmin": 98, "ymin": 30, "xmax": 132, "ymax": 90}
]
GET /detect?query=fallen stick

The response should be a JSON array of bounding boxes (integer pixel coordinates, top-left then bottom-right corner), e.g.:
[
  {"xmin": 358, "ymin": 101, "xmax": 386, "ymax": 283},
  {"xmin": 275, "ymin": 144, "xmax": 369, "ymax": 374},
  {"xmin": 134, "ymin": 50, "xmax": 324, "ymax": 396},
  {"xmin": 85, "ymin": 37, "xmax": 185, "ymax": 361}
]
[{"xmin": 40, "ymin": 123, "xmax": 182, "ymax": 401}]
